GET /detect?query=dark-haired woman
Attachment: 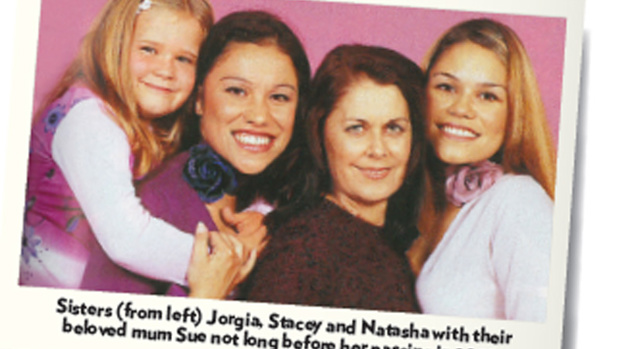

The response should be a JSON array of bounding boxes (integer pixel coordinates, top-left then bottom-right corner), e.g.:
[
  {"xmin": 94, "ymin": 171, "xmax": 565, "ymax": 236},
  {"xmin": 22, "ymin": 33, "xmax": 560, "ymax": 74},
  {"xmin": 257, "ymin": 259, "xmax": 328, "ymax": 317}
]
[{"xmin": 242, "ymin": 44, "xmax": 425, "ymax": 312}]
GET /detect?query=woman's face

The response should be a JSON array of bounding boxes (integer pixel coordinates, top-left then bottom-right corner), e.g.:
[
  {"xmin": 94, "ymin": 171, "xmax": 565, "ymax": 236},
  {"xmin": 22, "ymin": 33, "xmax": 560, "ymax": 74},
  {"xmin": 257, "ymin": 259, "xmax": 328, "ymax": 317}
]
[
  {"xmin": 324, "ymin": 78, "xmax": 412, "ymax": 214},
  {"xmin": 426, "ymin": 42, "xmax": 508, "ymax": 165},
  {"xmin": 198, "ymin": 42, "xmax": 298, "ymax": 174}
]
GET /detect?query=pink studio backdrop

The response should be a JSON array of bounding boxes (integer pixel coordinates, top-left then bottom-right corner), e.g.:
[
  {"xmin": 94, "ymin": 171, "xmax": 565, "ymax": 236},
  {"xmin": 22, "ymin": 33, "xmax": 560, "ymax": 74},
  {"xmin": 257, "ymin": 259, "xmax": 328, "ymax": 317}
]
[{"xmin": 32, "ymin": 0, "xmax": 566, "ymax": 141}]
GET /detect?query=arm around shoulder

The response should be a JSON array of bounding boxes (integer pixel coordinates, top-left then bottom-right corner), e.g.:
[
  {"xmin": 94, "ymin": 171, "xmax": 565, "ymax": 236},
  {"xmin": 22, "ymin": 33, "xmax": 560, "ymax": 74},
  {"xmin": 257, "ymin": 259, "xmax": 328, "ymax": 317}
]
[{"xmin": 52, "ymin": 99, "xmax": 194, "ymax": 285}]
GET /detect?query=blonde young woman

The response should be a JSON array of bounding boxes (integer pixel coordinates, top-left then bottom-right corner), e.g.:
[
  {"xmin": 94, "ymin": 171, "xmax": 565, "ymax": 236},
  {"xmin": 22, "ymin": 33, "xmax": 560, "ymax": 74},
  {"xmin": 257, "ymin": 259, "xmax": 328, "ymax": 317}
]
[
  {"xmin": 19, "ymin": 0, "xmax": 252, "ymax": 293},
  {"xmin": 408, "ymin": 19, "xmax": 556, "ymax": 321}
]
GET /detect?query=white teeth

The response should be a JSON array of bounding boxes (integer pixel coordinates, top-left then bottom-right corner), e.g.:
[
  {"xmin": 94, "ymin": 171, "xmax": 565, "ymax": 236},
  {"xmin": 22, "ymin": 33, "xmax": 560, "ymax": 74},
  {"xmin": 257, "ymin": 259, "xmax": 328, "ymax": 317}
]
[
  {"xmin": 442, "ymin": 125, "xmax": 477, "ymax": 138},
  {"xmin": 234, "ymin": 133, "xmax": 272, "ymax": 146}
]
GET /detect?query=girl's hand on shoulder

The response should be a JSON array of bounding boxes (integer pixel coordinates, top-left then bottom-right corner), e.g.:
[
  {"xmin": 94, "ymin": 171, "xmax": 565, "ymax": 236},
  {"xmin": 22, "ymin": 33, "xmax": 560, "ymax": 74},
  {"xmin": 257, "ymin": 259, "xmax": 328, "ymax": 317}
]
[
  {"xmin": 221, "ymin": 207, "xmax": 269, "ymax": 253},
  {"xmin": 187, "ymin": 223, "xmax": 244, "ymax": 299}
]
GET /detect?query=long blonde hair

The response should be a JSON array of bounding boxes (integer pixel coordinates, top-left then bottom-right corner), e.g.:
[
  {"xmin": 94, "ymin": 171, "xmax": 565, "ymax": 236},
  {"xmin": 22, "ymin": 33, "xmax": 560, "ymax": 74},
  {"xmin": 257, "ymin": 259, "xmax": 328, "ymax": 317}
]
[
  {"xmin": 38, "ymin": 0, "xmax": 214, "ymax": 177},
  {"xmin": 424, "ymin": 18, "xmax": 556, "ymax": 199}
]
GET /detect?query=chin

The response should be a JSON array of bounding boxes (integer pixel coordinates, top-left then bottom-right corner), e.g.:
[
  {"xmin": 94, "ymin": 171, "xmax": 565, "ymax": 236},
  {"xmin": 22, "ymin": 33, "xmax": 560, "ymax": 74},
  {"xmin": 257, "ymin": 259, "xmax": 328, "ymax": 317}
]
[
  {"xmin": 139, "ymin": 105, "xmax": 176, "ymax": 119},
  {"xmin": 356, "ymin": 191, "xmax": 393, "ymax": 206},
  {"xmin": 435, "ymin": 149, "xmax": 471, "ymax": 165},
  {"xmin": 234, "ymin": 161, "xmax": 270, "ymax": 175}
]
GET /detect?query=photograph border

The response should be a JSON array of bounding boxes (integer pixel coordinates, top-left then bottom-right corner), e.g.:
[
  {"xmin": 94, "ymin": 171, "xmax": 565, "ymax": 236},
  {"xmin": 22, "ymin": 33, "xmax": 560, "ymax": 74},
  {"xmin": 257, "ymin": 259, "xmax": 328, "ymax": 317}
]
[{"xmin": 0, "ymin": 0, "xmax": 585, "ymax": 348}]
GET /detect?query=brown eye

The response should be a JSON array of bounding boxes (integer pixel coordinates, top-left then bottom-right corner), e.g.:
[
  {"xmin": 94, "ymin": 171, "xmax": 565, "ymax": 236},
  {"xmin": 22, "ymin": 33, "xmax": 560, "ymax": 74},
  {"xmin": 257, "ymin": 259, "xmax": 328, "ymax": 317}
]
[
  {"xmin": 271, "ymin": 93, "xmax": 291, "ymax": 102},
  {"xmin": 436, "ymin": 83, "xmax": 455, "ymax": 92},
  {"xmin": 480, "ymin": 92, "xmax": 499, "ymax": 101},
  {"xmin": 225, "ymin": 86, "xmax": 246, "ymax": 96}
]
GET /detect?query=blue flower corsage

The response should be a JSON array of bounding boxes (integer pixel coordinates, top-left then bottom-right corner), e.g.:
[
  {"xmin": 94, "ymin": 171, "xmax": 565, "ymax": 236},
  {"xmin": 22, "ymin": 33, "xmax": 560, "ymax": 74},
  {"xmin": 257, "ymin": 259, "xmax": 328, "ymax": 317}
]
[{"xmin": 183, "ymin": 144, "xmax": 237, "ymax": 204}]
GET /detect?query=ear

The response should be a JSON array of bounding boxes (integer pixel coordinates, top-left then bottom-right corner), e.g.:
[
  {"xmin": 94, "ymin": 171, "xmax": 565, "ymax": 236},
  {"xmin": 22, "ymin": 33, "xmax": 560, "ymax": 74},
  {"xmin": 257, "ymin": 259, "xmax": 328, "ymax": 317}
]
[{"xmin": 195, "ymin": 86, "xmax": 204, "ymax": 115}]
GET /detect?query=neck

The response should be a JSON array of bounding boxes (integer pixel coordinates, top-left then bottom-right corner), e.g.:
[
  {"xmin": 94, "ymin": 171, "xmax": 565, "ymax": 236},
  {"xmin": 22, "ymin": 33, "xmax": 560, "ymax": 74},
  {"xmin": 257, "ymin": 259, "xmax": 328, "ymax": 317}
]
[{"xmin": 326, "ymin": 193, "xmax": 387, "ymax": 227}]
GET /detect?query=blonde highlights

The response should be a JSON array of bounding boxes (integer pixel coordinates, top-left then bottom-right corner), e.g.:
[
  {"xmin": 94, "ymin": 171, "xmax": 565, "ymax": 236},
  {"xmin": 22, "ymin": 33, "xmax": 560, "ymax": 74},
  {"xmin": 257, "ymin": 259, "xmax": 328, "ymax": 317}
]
[{"xmin": 39, "ymin": 0, "xmax": 214, "ymax": 177}]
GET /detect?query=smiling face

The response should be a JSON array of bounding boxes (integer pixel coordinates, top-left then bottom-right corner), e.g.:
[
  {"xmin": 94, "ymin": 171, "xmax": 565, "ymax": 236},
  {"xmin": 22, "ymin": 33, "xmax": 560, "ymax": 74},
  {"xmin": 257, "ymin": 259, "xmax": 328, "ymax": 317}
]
[
  {"xmin": 426, "ymin": 42, "xmax": 508, "ymax": 165},
  {"xmin": 129, "ymin": 8, "xmax": 203, "ymax": 119},
  {"xmin": 197, "ymin": 42, "xmax": 298, "ymax": 174},
  {"xmin": 324, "ymin": 78, "xmax": 411, "ymax": 224}
]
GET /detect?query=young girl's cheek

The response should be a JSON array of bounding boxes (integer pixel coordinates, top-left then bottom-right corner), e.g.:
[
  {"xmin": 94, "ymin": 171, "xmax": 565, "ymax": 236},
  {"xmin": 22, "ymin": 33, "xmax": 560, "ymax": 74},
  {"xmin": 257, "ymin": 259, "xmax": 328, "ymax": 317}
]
[
  {"xmin": 180, "ymin": 73, "xmax": 197, "ymax": 96},
  {"xmin": 129, "ymin": 55, "xmax": 150, "ymax": 80}
]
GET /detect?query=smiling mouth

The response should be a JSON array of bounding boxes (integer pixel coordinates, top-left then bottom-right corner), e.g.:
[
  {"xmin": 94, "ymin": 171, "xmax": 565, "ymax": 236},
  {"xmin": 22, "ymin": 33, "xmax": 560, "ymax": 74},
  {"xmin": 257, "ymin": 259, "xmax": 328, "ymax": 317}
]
[
  {"xmin": 233, "ymin": 132, "xmax": 274, "ymax": 152},
  {"xmin": 439, "ymin": 124, "xmax": 479, "ymax": 139},
  {"xmin": 141, "ymin": 81, "xmax": 173, "ymax": 93},
  {"xmin": 357, "ymin": 167, "xmax": 391, "ymax": 180}
]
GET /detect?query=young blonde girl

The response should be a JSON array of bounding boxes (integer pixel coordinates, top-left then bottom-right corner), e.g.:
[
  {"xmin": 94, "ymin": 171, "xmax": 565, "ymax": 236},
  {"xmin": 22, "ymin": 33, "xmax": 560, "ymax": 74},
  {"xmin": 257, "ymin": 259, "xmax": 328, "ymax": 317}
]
[{"xmin": 19, "ymin": 0, "xmax": 239, "ymax": 293}]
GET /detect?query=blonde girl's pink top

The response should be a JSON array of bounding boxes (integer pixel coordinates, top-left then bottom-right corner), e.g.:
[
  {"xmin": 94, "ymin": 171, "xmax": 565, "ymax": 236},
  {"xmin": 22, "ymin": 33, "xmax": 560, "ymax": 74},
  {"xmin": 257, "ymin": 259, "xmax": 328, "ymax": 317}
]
[{"xmin": 19, "ymin": 86, "xmax": 194, "ymax": 292}]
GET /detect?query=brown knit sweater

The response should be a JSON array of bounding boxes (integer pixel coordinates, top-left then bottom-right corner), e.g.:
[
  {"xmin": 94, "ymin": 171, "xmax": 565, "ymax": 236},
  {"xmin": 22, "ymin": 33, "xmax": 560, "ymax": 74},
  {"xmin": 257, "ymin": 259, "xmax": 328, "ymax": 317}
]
[{"xmin": 243, "ymin": 199, "xmax": 419, "ymax": 312}]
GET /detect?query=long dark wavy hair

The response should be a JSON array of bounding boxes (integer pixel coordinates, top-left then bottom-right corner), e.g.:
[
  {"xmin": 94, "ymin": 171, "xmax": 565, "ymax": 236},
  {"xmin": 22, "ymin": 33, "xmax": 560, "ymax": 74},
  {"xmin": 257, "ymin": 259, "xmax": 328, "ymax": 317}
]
[{"xmin": 181, "ymin": 10, "xmax": 312, "ymax": 210}]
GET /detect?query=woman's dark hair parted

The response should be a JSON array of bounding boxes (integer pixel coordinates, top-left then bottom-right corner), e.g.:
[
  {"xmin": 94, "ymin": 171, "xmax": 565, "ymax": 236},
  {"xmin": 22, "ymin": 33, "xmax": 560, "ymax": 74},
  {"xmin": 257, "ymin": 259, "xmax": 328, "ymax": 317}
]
[
  {"xmin": 185, "ymin": 10, "xmax": 312, "ymax": 209},
  {"xmin": 270, "ymin": 44, "xmax": 426, "ymax": 252}
]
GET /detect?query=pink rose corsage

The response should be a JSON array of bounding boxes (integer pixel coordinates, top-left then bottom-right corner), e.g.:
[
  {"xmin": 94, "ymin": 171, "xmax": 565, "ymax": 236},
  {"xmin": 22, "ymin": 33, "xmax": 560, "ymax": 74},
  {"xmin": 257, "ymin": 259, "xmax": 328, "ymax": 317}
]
[{"xmin": 445, "ymin": 160, "xmax": 504, "ymax": 207}]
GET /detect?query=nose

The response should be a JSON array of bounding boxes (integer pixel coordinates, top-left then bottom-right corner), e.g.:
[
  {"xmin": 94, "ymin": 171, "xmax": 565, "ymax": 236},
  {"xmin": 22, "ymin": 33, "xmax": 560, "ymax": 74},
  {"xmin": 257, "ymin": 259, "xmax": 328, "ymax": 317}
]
[
  {"xmin": 366, "ymin": 131, "xmax": 388, "ymax": 158},
  {"xmin": 154, "ymin": 55, "xmax": 175, "ymax": 79},
  {"xmin": 243, "ymin": 97, "xmax": 270, "ymax": 126},
  {"xmin": 447, "ymin": 92, "xmax": 474, "ymax": 119}
]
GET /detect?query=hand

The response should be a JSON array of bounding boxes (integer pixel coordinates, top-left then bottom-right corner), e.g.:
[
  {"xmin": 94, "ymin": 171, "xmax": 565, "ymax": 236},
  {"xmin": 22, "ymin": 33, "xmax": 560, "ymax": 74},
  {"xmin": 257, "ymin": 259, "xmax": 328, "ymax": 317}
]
[
  {"xmin": 234, "ymin": 247, "xmax": 259, "ymax": 286},
  {"xmin": 187, "ymin": 222, "xmax": 245, "ymax": 299},
  {"xmin": 221, "ymin": 207, "xmax": 268, "ymax": 253}
]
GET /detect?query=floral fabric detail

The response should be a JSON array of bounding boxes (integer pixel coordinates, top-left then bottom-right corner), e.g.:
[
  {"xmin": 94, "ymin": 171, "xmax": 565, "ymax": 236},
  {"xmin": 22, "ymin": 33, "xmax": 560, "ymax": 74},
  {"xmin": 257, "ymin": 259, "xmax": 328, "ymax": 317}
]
[
  {"xmin": 19, "ymin": 86, "xmax": 96, "ymax": 287},
  {"xmin": 42, "ymin": 87, "xmax": 93, "ymax": 134},
  {"xmin": 21, "ymin": 225, "xmax": 42, "ymax": 264},
  {"xmin": 43, "ymin": 104, "xmax": 67, "ymax": 133},
  {"xmin": 445, "ymin": 160, "xmax": 504, "ymax": 207},
  {"xmin": 183, "ymin": 143, "xmax": 237, "ymax": 204}
]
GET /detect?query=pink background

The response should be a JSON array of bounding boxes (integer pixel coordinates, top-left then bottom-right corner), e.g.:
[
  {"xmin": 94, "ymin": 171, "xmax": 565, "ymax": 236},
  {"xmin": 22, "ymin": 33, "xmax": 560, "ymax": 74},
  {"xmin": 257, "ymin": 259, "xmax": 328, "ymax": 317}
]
[{"xmin": 32, "ymin": 0, "xmax": 566, "ymax": 141}]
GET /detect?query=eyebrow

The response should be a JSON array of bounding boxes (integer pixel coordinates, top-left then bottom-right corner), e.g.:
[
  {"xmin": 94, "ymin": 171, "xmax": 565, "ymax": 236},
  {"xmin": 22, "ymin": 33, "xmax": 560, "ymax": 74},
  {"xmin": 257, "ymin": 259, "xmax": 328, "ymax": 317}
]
[
  {"xmin": 431, "ymin": 72, "xmax": 507, "ymax": 90},
  {"xmin": 220, "ymin": 77, "xmax": 297, "ymax": 92},
  {"xmin": 220, "ymin": 77, "xmax": 249, "ymax": 84},
  {"xmin": 344, "ymin": 117, "xmax": 410, "ymax": 123},
  {"xmin": 182, "ymin": 50, "xmax": 199, "ymax": 59},
  {"xmin": 136, "ymin": 39, "xmax": 199, "ymax": 57}
]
